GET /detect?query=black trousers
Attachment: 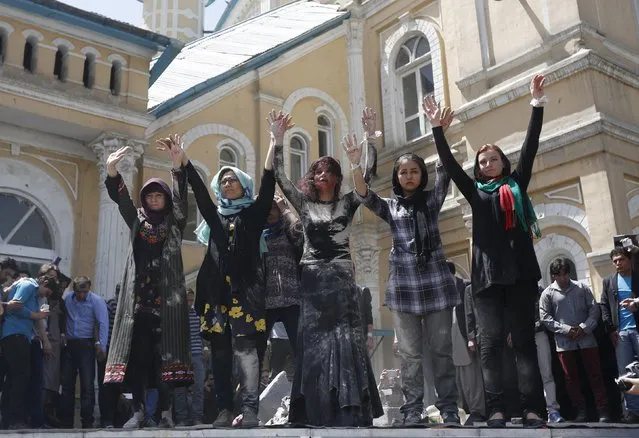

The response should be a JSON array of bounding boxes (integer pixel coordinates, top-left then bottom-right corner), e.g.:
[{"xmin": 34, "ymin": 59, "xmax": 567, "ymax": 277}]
[
  {"xmin": 473, "ymin": 280, "xmax": 545, "ymax": 415},
  {"xmin": 1, "ymin": 335, "xmax": 31, "ymax": 427},
  {"xmin": 257, "ymin": 305, "xmax": 300, "ymax": 372}
]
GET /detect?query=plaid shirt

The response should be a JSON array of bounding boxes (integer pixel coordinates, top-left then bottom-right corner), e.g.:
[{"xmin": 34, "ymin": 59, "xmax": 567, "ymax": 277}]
[{"xmin": 360, "ymin": 165, "xmax": 460, "ymax": 314}]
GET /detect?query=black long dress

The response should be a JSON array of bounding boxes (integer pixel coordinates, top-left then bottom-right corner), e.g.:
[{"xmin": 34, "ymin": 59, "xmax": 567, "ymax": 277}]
[{"xmin": 273, "ymin": 144, "xmax": 383, "ymax": 426}]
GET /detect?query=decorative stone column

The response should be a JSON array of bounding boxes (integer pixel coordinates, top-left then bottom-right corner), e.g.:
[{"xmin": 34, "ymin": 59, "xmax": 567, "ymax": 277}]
[{"xmin": 90, "ymin": 134, "xmax": 145, "ymax": 300}]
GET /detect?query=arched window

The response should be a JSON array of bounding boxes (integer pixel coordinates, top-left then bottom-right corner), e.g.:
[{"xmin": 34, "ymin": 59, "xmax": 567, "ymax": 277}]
[
  {"xmin": 184, "ymin": 168, "xmax": 206, "ymax": 242},
  {"xmin": 23, "ymin": 36, "xmax": 38, "ymax": 73},
  {"xmin": 219, "ymin": 146, "xmax": 238, "ymax": 169},
  {"xmin": 395, "ymin": 35, "xmax": 434, "ymax": 142},
  {"xmin": 317, "ymin": 114, "xmax": 333, "ymax": 157},
  {"xmin": 110, "ymin": 61, "xmax": 122, "ymax": 96},
  {"xmin": 290, "ymin": 135, "xmax": 308, "ymax": 184},
  {"xmin": 53, "ymin": 46, "xmax": 68, "ymax": 82},
  {"xmin": 0, "ymin": 193, "xmax": 55, "ymax": 275},
  {"xmin": 83, "ymin": 54, "xmax": 95, "ymax": 89}
]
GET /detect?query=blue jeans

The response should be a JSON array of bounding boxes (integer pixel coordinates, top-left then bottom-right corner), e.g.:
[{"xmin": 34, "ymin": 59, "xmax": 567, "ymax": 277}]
[
  {"xmin": 174, "ymin": 353, "xmax": 205, "ymax": 423},
  {"xmin": 616, "ymin": 329, "xmax": 639, "ymax": 413},
  {"xmin": 60, "ymin": 339, "xmax": 96, "ymax": 428}
]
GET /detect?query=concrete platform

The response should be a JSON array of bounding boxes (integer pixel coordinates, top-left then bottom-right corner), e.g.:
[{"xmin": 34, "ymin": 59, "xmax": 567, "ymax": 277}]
[{"xmin": 2, "ymin": 425, "xmax": 639, "ymax": 438}]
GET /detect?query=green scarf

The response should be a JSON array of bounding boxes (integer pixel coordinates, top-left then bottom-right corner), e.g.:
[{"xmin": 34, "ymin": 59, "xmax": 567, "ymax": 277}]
[{"xmin": 476, "ymin": 176, "xmax": 541, "ymax": 238}]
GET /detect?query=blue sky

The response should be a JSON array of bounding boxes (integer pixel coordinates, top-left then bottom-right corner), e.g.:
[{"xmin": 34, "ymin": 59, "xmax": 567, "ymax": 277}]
[{"xmin": 59, "ymin": 0, "xmax": 226, "ymax": 31}]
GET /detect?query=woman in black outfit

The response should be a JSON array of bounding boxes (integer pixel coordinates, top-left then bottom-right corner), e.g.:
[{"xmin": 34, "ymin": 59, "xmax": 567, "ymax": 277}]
[
  {"xmin": 181, "ymin": 113, "xmax": 285, "ymax": 428},
  {"xmin": 427, "ymin": 74, "xmax": 547, "ymax": 428}
]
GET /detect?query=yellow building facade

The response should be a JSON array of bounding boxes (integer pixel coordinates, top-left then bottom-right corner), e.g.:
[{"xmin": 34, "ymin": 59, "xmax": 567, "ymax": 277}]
[{"xmin": 1, "ymin": 0, "xmax": 638, "ymax": 372}]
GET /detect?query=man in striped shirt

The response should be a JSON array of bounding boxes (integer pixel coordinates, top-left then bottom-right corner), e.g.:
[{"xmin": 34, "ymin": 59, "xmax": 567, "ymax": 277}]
[{"xmin": 174, "ymin": 289, "xmax": 204, "ymax": 426}]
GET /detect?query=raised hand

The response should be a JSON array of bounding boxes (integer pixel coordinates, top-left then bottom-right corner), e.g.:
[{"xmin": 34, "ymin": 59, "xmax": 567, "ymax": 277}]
[
  {"xmin": 530, "ymin": 74, "xmax": 545, "ymax": 100},
  {"xmin": 440, "ymin": 106, "xmax": 455, "ymax": 133},
  {"xmin": 268, "ymin": 110, "xmax": 294, "ymax": 143},
  {"xmin": 157, "ymin": 134, "xmax": 186, "ymax": 169},
  {"xmin": 422, "ymin": 95, "xmax": 442, "ymax": 128},
  {"xmin": 361, "ymin": 107, "xmax": 377, "ymax": 137},
  {"xmin": 106, "ymin": 146, "xmax": 132, "ymax": 177},
  {"xmin": 342, "ymin": 134, "xmax": 363, "ymax": 166}
]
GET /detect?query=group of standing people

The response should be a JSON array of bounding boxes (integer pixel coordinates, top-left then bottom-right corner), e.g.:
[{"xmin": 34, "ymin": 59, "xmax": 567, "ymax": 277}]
[{"xmin": 91, "ymin": 72, "xmax": 551, "ymax": 429}]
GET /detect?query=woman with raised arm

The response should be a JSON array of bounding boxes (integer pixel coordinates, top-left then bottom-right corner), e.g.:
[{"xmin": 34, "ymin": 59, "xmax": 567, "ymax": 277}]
[
  {"xmin": 182, "ymin": 114, "xmax": 281, "ymax": 428},
  {"xmin": 344, "ymin": 107, "xmax": 461, "ymax": 425},
  {"xmin": 104, "ymin": 137, "xmax": 191, "ymax": 429},
  {"xmin": 426, "ymin": 74, "xmax": 547, "ymax": 428},
  {"xmin": 272, "ymin": 113, "xmax": 383, "ymax": 427}
]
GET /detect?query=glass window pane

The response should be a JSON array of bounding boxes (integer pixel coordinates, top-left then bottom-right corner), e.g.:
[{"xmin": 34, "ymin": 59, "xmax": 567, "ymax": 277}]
[
  {"xmin": 402, "ymin": 73, "xmax": 418, "ymax": 118},
  {"xmin": 318, "ymin": 130, "xmax": 328, "ymax": 157},
  {"xmin": 290, "ymin": 153, "xmax": 303, "ymax": 184},
  {"xmin": 420, "ymin": 64, "xmax": 434, "ymax": 95},
  {"xmin": 317, "ymin": 115, "xmax": 330, "ymax": 127},
  {"xmin": 395, "ymin": 47, "xmax": 410, "ymax": 69},
  {"xmin": 405, "ymin": 118, "xmax": 421, "ymax": 142},
  {"xmin": 10, "ymin": 208, "xmax": 52, "ymax": 249},
  {"xmin": 404, "ymin": 36, "xmax": 418, "ymax": 55},
  {"xmin": 291, "ymin": 136, "xmax": 304, "ymax": 151},
  {"xmin": 0, "ymin": 194, "xmax": 30, "ymax": 239},
  {"xmin": 220, "ymin": 148, "xmax": 235, "ymax": 164},
  {"xmin": 415, "ymin": 37, "xmax": 430, "ymax": 58}
]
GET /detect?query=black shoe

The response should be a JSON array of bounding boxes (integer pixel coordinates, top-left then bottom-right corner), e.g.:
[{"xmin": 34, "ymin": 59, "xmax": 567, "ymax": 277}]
[
  {"xmin": 238, "ymin": 410, "xmax": 259, "ymax": 428},
  {"xmin": 212, "ymin": 409, "xmax": 233, "ymax": 427},
  {"xmin": 486, "ymin": 411, "xmax": 506, "ymax": 428},
  {"xmin": 598, "ymin": 408, "xmax": 611, "ymax": 423},
  {"xmin": 402, "ymin": 411, "xmax": 423, "ymax": 426},
  {"xmin": 523, "ymin": 416, "xmax": 546, "ymax": 428},
  {"xmin": 8, "ymin": 423, "xmax": 29, "ymax": 430},
  {"xmin": 441, "ymin": 411, "xmax": 460, "ymax": 425},
  {"xmin": 574, "ymin": 408, "xmax": 587, "ymax": 423},
  {"xmin": 464, "ymin": 413, "xmax": 486, "ymax": 426}
]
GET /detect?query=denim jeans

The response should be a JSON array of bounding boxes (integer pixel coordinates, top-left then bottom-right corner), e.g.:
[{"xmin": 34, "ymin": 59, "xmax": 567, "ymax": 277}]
[
  {"xmin": 0, "ymin": 335, "xmax": 31, "ymax": 427},
  {"xmin": 616, "ymin": 329, "xmax": 639, "ymax": 413},
  {"xmin": 211, "ymin": 330, "xmax": 260, "ymax": 414},
  {"xmin": 60, "ymin": 339, "xmax": 96, "ymax": 428},
  {"xmin": 174, "ymin": 353, "xmax": 205, "ymax": 423},
  {"xmin": 473, "ymin": 281, "xmax": 545, "ymax": 416},
  {"xmin": 393, "ymin": 309, "xmax": 458, "ymax": 416}
]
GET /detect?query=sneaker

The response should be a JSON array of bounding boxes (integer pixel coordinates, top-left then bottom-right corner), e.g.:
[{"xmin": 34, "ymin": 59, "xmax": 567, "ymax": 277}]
[
  {"xmin": 441, "ymin": 411, "xmax": 460, "ymax": 425},
  {"xmin": 598, "ymin": 408, "xmax": 611, "ymax": 423},
  {"xmin": 123, "ymin": 412, "xmax": 144, "ymax": 429},
  {"xmin": 239, "ymin": 410, "xmax": 259, "ymax": 428},
  {"xmin": 212, "ymin": 409, "xmax": 234, "ymax": 427},
  {"xmin": 158, "ymin": 416, "xmax": 174, "ymax": 428},
  {"xmin": 547, "ymin": 411, "xmax": 565, "ymax": 423},
  {"xmin": 402, "ymin": 411, "xmax": 423, "ymax": 426},
  {"xmin": 145, "ymin": 418, "xmax": 158, "ymax": 428},
  {"xmin": 573, "ymin": 408, "xmax": 587, "ymax": 422}
]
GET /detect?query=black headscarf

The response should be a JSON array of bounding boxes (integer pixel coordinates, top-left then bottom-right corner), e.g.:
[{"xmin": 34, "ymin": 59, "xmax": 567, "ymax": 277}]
[
  {"xmin": 392, "ymin": 153, "xmax": 431, "ymax": 258},
  {"xmin": 139, "ymin": 178, "xmax": 172, "ymax": 225}
]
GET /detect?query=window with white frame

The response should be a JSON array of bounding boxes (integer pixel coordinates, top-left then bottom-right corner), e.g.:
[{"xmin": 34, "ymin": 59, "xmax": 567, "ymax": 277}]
[
  {"xmin": 23, "ymin": 36, "xmax": 38, "ymax": 73},
  {"xmin": 0, "ymin": 193, "xmax": 56, "ymax": 275},
  {"xmin": 317, "ymin": 115, "xmax": 333, "ymax": 157},
  {"xmin": 395, "ymin": 35, "xmax": 434, "ymax": 142},
  {"xmin": 290, "ymin": 135, "xmax": 308, "ymax": 184},
  {"xmin": 219, "ymin": 146, "xmax": 238, "ymax": 169},
  {"xmin": 184, "ymin": 168, "xmax": 206, "ymax": 242},
  {"xmin": 53, "ymin": 45, "xmax": 68, "ymax": 82}
]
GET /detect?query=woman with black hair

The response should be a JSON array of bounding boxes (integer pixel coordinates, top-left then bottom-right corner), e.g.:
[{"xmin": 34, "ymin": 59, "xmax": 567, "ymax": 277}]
[
  {"xmin": 273, "ymin": 114, "xmax": 382, "ymax": 427},
  {"xmin": 345, "ymin": 107, "xmax": 460, "ymax": 425},
  {"xmin": 104, "ymin": 137, "xmax": 191, "ymax": 429},
  {"xmin": 427, "ymin": 74, "xmax": 547, "ymax": 428}
]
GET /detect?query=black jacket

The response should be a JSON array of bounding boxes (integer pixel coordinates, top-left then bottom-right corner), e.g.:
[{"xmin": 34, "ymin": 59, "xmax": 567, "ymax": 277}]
[
  {"xmin": 185, "ymin": 161, "xmax": 275, "ymax": 318},
  {"xmin": 600, "ymin": 249, "xmax": 639, "ymax": 333},
  {"xmin": 434, "ymin": 107, "xmax": 544, "ymax": 294}
]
